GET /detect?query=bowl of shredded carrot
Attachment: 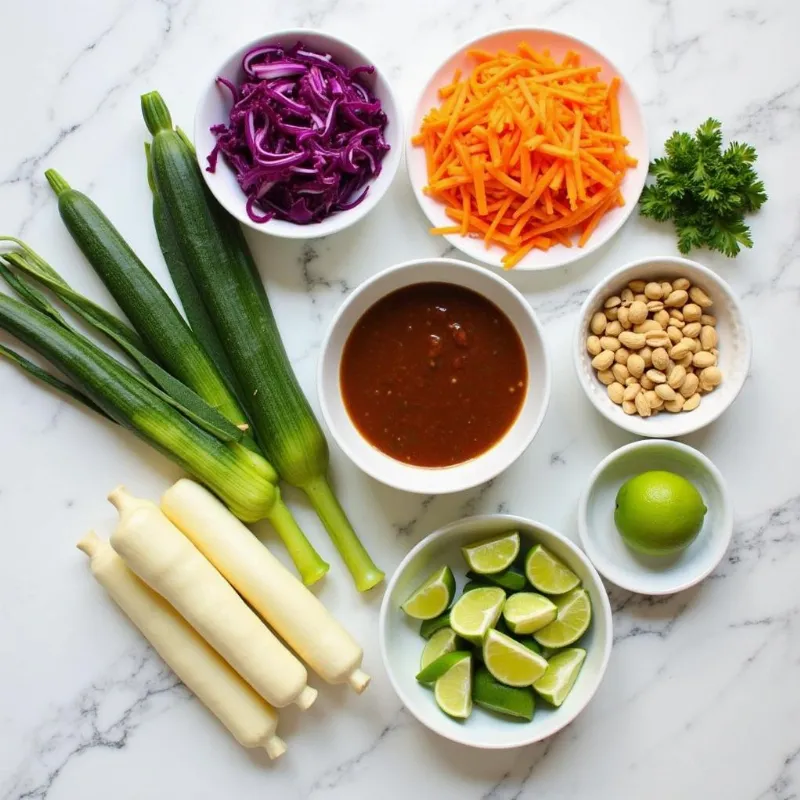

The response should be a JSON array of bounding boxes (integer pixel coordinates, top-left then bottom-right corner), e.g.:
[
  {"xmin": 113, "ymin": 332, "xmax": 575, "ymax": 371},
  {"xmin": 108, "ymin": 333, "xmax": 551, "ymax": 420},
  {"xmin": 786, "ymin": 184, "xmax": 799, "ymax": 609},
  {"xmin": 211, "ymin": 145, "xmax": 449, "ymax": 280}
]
[{"xmin": 408, "ymin": 28, "xmax": 648, "ymax": 270}]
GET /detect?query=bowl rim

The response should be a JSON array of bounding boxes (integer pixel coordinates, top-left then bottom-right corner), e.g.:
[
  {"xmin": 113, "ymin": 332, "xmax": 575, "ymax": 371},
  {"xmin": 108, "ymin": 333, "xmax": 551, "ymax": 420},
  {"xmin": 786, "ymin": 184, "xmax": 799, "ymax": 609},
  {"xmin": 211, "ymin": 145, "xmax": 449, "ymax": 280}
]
[
  {"xmin": 317, "ymin": 257, "xmax": 552, "ymax": 494},
  {"xmin": 193, "ymin": 27, "xmax": 403, "ymax": 239},
  {"xmin": 404, "ymin": 25, "xmax": 649, "ymax": 271},
  {"xmin": 577, "ymin": 439, "xmax": 734, "ymax": 595},
  {"xmin": 378, "ymin": 513, "xmax": 614, "ymax": 748},
  {"xmin": 573, "ymin": 254, "xmax": 753, "ymax": 438}
]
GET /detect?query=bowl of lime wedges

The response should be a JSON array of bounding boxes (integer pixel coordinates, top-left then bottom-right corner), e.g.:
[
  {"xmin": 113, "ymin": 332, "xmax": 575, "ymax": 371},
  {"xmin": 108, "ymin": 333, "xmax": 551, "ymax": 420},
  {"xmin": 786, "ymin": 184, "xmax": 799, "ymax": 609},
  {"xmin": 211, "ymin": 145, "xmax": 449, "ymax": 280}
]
[{"xmin": 379, "ymin": 516, "xmax": 612, "ymax": 749}]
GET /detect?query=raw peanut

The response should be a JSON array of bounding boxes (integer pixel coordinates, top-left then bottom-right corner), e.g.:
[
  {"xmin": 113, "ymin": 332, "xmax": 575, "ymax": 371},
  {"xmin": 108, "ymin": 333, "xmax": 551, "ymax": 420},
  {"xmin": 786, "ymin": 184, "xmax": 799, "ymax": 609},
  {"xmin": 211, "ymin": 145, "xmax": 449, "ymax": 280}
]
[
  {"xmin": 600, "ymin": 336, "xmax": 621, "ymax": 352},
  {"xmin": 625, "ymin": 376, "xmax": 638, "ymax": 386},
  {"xmin": 622, "ymin": 400, "xmax": 637, "ymax": 415},
  {"xmin": 679, "ymin": 353, "xmax": 694, "ymax": 368},
  {"xmin": 670, "ymin": 317, "xmax": 686, "ymax": 329},
  {"xmin": 628, "ymin": 279, "xmax": 646, "ymax": 293},
  {"xmin": 665, "ymin": 289, "xmax": 689, "ymax": 308},
  {"xmin": 605, "ymin": 307, "xmax": 619, "ymax": 321},
  {"xmin": 605, "ymin": 320, "xmax": 623, "ymax": 337},
  {"xmin": 693, "ymin": 351, "xmax": 717, "ymax": 369},
  {"xmin": 640, "ymin": 347, "xmax": 653, "ymax": 367},
  {"xmin": 667, "ymin": 364, "xmax": 687, "ymax": 389},
  {"xmin": 628, "ymin": 300, "xmax": 648, "ymax": 325},
  {"xmin": 592, "ymin": 350, "xmax": 615, "ymax": 370},
  {"xmin": 669, "ymin": 309, "xmax": 685, "ymax": 321},
  {"xmin": 672, "ymin": 278, "xmax": 691, "ymax": 291},
  {"xmin": 604, "ymin": 295, "xmax": 622, "ymax": 309},
  {"xmin": 654, "ymin": 309, "xmax": 671, "ymax": 328},
  {"xmin": 687, "ymin": 338, "xmax": 701, "ymax": 353},
  {"xmin": 700, "ymin": 325, "xmax": 717, "ymax": 350},
  {"xmin": 680, "ymin": 373, "xmax": 699, "ymax": 398},
  {"xmin": 635, "ymin": 392, "xmax": 652, "ymax": 417},
  {"xmin": 627, "ymin": 354, "xmax": 645, "ymax": 378},
  {"xmin": 683, "ymin": 393, "xmax": 701, "ymax": 411},
  {"xmin": 644, "ymin": 282, "xmax": 663, "ymax": 300},
  {"xmin": 661, "ymin": 281, "xmax": 673, "ymax": 297},
  {"xmin": 689, "ymin": 286, "xmax": 713, "ymax": 308},
  {"xmin": 682, "ymin": 303, "xmax": 702, "ymax": 322},
  {"xmin": 618, "ymin": 306, "xmax": 631, "ymax": 329},
  {"xmin": 597, "ymin": 369, "xmax": 614, "ymax": 385},
  {"xmin": 608, "ymin": 382, "xmax": 625, "ymax": 404},
  {"xmin": 670, "ymin": 339, "xmax": 692, "ymax": 360},
  {"xmin": 651, "ymin": 348, "xmax": 670, "ymax": 371},
  {"xmin": 683, "ymin": 322, "xmax": 701, "ymax": 339},
  {"xmin": 619, "ymin": 331, "xmax": 646, "ymax": 350},
  {"xmin": 700, "ymin": 313, "xmax": 717, "ymax": 326},
  {"xmin": 665, "ymin": 395, "xmax": 685, "ymax": 412},
  {"xmin": 665, "ymin": 358, "xmax": 676, "ymax": 374},
  {"xmin": 667, "ymin": 326, "xmax": 683, "ymax": 344},
  {"xmin": 645, "ymin": 331, "xmax": 671, "ymax": 348},
  {"xmin": 590, "ymin": 312, "xmax": 607, "ymax": 335},
  {"xmin": 621, "ymin": 288, "xmax": 634, "ymax": 305},
  {"xmin": 640, "ymin": 375, "xmax": 655, "ymax": 390},
  {"xmin": 614, "ymin": 347, "xmax": 630, "ymax": 365},
  {"xmin": 634, "ymin": 319, "xmax": 663, "ymax": 334},
  {"xmin": 586, "ymin": 335, "xmax": 602, "ymax": 356},
  {"xmin": 699, "ymin": 366, "xmax": 722, "ymax": 389},
  {"xmin": 635, "ymin": 293, "xmax": 647, "ymax": 303},
  {"xmin": 655, "ymin": 383, "xmax": 676, "ymax": 401},
  {"xmin": 647, "ymin": 300, "xmax": 665, "ymax": 313},
  {"xmin": 612, "ymin": 363, "xmax": 629, "ymax": 384},
  {"xmin": 646, "ymin": 368, "xmax": 667, "ymax": 384},
  {"xmin": 623, "ymin": 383, "xmax": 641, "ymax": 401},
  {"xmin": 645, "ymin": 390, "xmax": 663, "ymax": 409}
]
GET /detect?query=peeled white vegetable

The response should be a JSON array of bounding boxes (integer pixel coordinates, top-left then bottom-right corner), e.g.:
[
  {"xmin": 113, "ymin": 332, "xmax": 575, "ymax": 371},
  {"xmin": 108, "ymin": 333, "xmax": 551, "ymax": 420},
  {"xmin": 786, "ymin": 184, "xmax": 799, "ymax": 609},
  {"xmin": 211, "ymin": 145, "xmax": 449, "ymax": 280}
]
[
  {"xmin": 77, "ymin": 532, "xmax": 286, "ymax": 758},
  {"xmin": 161, "ymin": 479, "xmax": 370, "ymax": 693},
  {"xmin": 108, "ymin": 486, "xmax": 317, "ymax": 710}
]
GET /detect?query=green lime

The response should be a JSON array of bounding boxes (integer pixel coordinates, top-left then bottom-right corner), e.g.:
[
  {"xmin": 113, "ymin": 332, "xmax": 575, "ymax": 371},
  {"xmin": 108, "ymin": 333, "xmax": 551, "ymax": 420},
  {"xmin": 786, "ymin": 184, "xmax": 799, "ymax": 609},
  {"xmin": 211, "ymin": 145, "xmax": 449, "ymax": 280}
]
[
  {"xmin": 540, "ymin": 646, "xmax": 561, "ymax": 659},
  {"xmin": 420, "ymin": 628, "xmax": 459, "ymax": 671},
  {"xmin": 521, "ymin": 638, "xmax": 544, "ymax": 656},
  {"xmin": 482, "ymin": 629, "xmax": 548, "ymax": 687},
  {"xmin": 449, "ymin": 586, "xmax": 505, "ymax": 644},
  {"xmin": 473, "ymin": 666, "xmax": 535, "ymax": 721},
  {"xmin": 467, "ymin": 567, "xmax": 527, "ymax": 592},
  {"xmin": 615, "ymin": 470, "xmax": 707, "ymax": 555},
  {"xmin": 503, "ymin": 592, "xmax": 558, "ymax": 635},
  {"xmin": 525, "ymin": 544, "xmax": 580, "ymax": 595},
  {"xmin": 533, "ymin": 648, "xmax": 586, "ymax": 707},
  {"xmin": 462, "ymin": 531, "xmax": 520, "ymax": 574},
  {"xmin": 434, "ymin": 652, "xmax": 473, "ymax": 718},
  {"xmin": 401, "ymin": 566, "xmax": 455, "ymax": 620},
  {"xmin": 533, "ymin": 588, "xmax": 591, "ymax": 649},
  {"xmin": 419, "ymin": 612, "xmax": 450, "ymax": 639},
  {"xmin": 416, "ymin": 649, "xmax": 471, "ymax": 684}
]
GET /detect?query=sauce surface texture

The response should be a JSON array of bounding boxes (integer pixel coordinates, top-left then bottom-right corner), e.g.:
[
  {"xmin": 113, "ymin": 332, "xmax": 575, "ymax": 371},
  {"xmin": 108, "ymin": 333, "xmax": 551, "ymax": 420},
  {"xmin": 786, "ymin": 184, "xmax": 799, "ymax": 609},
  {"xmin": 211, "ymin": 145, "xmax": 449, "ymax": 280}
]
[{"xmin": 340, "ymin": 282, "xmax": 527, "ymax": 467}]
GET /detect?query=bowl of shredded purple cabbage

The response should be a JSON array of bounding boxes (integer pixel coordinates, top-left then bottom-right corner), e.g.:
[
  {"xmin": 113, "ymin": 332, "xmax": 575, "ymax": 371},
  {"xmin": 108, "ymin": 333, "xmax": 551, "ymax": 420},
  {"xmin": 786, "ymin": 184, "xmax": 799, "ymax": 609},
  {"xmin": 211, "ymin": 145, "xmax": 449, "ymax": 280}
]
[{"xmin": 196, "ymin": 31, "xmax": 401, "ymax": 237}]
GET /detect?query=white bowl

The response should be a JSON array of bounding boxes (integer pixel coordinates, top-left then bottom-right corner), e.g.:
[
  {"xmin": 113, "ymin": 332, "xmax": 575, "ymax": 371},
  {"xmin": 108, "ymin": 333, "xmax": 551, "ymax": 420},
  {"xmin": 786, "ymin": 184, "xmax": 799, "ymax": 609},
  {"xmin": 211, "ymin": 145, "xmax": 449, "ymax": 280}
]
[
  {"xmin": 406, "ymin": 27, "xmax": 648, "ymax": 271},
  {"xmin": 574, "ymin": 256, "xmax": 752, "ymax": 438},
  {"xmin": 578, "ymin": 440, "xmax": 733, "ymax": 595},
  {"xmin": 379, "ymin": 515, "xmax": 613, "ymax": 748},
  {"xmin": 194, "ymin": 30, "xmax": 403, "ymax": 239},
  {"xmin": 318, "ymin": 258, "xmax": 550, "ymax": 494}
]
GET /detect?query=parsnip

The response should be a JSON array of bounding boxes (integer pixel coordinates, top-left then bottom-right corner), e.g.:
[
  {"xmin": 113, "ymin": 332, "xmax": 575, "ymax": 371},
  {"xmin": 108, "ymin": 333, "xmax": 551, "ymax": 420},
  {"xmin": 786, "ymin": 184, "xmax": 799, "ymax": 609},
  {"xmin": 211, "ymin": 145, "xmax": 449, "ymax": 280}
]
[
  {"xmin": 77, "ymin": 532, "xmax": 286, "ymax": 758},
  {"xmin": 108, "ymin": 486, "xmax": 317, "ymax": 710},
  {"xmin": 161, "ymin": 479, "xmax": 371, "ymax": 693}
]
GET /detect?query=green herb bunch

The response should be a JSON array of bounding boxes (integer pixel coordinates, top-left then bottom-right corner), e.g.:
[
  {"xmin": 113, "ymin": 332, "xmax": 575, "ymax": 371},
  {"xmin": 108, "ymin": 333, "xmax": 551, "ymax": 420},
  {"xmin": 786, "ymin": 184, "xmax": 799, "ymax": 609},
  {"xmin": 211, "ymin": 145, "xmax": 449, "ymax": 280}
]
[{"xmin": 639, "ymin": 118, "xmax": 767, "ymax": 257}]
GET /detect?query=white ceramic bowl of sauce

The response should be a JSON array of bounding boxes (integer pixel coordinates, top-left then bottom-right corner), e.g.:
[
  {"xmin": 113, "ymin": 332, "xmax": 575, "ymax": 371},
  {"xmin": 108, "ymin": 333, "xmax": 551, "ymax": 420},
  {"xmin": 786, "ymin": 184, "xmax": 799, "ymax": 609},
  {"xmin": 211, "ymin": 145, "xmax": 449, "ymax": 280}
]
[{"xmin": 318, "ymin": 258, "xmax": 550, "ymax": 493}]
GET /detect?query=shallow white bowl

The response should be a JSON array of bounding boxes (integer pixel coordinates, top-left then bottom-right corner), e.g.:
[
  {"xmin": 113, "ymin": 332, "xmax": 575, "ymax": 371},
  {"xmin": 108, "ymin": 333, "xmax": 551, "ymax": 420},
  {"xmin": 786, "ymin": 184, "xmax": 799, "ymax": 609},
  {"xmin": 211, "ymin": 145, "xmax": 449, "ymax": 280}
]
[
  {"xmin": 194, "ymin": 30, "xmax": 403, "ymax": 239},
  {"xmin": 406, "ymin": 27, "xmax": 648, "ymax": 271},
  {"xmin": 318, "ymin": 258, "xmax": 550, "ymax": 494},
  {"xmin": 379, "ymin": 515, "xmax": 613, "ymax": 748},
  {"xmin": 574, "ymin": 256, "xmax": 752, "ymax": 438},
  {"xmin": 578, "ymin": 440, "xmax": 732, "ymax": 595}
]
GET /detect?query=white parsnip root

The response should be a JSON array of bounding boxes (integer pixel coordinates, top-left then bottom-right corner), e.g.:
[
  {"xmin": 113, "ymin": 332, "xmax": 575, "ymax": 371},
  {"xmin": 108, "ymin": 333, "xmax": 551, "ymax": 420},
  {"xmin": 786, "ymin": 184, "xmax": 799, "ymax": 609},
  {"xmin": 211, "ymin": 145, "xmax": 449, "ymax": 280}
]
[
  {"xmin": 161, "ymin": 479, "xmax": 371, "ymax": 693},
  {"xmin": 77, "ymin": 532, "xmax": 287, "ymax": 758},
  {"xmin": 108, "ymin": 486, "xmax": 317, "ymax": 710}
]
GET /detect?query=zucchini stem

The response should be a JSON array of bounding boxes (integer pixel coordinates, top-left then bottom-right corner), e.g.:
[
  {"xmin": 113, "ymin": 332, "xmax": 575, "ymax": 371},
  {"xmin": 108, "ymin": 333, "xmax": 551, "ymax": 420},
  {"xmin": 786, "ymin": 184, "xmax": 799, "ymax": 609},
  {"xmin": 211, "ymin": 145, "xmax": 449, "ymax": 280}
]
[
  {"xmin": 141, "ymin": 91, "xmax": 173, "ymax": 135},
  {"xmin": 302, "ymin": 476, "xmax": 385, "ymax": 592},
  {"xmin": 44, "ymin": 169, "xmax": 70, "ymax": 197},
  {"xmin": 267, "ymin": 494, "xmax": 330, "ymax": 586}
]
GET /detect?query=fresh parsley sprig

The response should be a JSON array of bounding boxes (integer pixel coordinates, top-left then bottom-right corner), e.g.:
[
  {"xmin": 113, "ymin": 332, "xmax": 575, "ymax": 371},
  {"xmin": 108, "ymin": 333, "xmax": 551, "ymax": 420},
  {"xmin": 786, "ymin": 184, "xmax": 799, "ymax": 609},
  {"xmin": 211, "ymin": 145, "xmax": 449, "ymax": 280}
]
[{"xmin": 639, "ymin": 118, "xmax": 767, "ymax": 257}]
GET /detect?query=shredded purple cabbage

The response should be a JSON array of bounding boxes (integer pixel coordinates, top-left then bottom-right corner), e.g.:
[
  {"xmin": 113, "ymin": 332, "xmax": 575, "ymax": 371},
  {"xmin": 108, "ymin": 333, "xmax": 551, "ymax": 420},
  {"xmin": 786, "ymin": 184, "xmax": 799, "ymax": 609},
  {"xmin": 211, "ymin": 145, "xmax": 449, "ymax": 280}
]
[{"xmin": 207, "ymin": 41, "xmax": 390, "ymax": 225}]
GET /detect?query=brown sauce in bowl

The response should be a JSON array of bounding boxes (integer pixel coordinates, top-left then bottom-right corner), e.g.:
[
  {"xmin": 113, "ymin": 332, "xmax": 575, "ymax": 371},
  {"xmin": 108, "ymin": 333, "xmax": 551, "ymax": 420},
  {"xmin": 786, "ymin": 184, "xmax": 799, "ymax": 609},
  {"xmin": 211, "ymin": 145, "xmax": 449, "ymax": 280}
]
[{"xmin": 340, "ymin": 282, "xmax": 527, "ymax": 467}]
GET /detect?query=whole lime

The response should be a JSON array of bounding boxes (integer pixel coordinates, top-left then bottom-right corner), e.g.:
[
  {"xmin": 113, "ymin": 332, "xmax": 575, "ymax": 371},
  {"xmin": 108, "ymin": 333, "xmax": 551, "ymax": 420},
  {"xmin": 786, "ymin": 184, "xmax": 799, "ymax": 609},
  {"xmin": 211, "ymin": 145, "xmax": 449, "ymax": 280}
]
[{"xmin": 614, "ymin": 471, "xmax": 707, "ymax": 556}]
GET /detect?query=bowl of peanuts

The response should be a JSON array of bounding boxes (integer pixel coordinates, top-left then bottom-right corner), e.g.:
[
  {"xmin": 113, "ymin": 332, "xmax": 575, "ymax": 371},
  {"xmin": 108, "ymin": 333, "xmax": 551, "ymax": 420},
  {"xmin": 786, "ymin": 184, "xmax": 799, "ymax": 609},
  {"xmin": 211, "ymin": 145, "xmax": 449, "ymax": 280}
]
[{"xmin": 574, "ymin": 256, "xmax": 751, "ymax": 438}]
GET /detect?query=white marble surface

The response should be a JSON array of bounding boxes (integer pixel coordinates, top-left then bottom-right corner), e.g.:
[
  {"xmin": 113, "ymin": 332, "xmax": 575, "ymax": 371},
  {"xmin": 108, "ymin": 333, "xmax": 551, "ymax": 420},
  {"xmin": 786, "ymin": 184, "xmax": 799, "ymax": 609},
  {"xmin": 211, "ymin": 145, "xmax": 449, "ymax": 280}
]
[{"xmin": 1, "ymin": 1, "xmax": 798, "ymax": 798}]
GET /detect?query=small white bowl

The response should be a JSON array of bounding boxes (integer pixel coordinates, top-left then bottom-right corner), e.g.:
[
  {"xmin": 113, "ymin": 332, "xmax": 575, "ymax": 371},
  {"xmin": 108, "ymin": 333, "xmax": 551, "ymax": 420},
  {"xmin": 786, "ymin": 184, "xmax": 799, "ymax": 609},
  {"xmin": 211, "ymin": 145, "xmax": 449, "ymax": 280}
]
[
  {"xmin": 578, "ymin": 440, "xmax": 733, "ymax": 595},
  {"xmin": 406, "ymin": 27, "xmax": 648, "ymax": 271},
  {"xmin": 194, "ymin": 30, "xmax": 403, "ymax": 239},
  {"xmin": 379, "ymin": 514, "xmax": 613, "ymax": 749},
  {"xmin": 574, "ymin": 256, "xmax": 752, "ymax": 438},
  {"xmin": 318, "ymin": 258, "xmax": 550, "ymax": 494}
]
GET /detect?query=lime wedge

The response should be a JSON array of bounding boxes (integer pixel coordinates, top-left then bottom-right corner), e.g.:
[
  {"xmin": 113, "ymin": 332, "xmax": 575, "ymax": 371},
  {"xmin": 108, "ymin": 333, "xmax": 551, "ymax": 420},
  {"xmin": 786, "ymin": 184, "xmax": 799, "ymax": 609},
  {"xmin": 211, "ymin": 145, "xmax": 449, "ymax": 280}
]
[
  {"xmin": 434, "ymin": 652, "xmax": 473, "ymax": 718},
  {"xmin": 473, "ymin": 666, "xmax": 535, "ymax": 721},
  {"xmin": 467, "ymin": 567, "xmax": 527, "ymax": 592},
  {"xmin": 420, "ymin": 627, "xmax": 459, "ymax": 670},
  {"xmin": 533, "ymin": 588, "xmax": 592, "ymax": 649},
  {"xmin": 533, "ymin": 648, "xmax": 586, "ymax": 707},
  {"xmin": 416, "ymin": 649, "xmax": 471, "ymax": 684},
  {"xmin": 401, "ymin": 566, "xmax": 455, "ymax": 620},
  {"xmin": 449, "ymin": 586, "xmax": 505, "ymax": 644},
  {"xmin": 462, "ymin": 531, "xmax": 520, "ymax": 575},
  {"xmin": 503, "ymin": 592, "xmax": 558, "ymax": 635},
  {"xmin": 541, "ymin": 646, "xmax": 561, "ymax": 659},
  {"xmin": 525, "ymin": 545, "xmax": 580, "ymax": 595},
  {"xmin": 419, "ymin": 612, "xmax": 450, "ymax": 640},
  {"xmin": 482, "ymin": 629, "xmax": 548, "ymax": 687}
]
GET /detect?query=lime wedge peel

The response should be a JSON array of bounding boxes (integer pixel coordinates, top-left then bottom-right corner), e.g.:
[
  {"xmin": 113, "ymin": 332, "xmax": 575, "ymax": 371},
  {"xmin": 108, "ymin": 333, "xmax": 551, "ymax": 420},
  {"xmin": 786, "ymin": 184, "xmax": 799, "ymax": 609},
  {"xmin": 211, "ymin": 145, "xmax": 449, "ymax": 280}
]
[
  {"xmin": 420, "ymin": 627, "xmax": 459, "ymax": 671},
  {"xmin": 533, "ymin": 648, "xmax": 587, "ymax": 707},
  {"xmin": 473, "ymin": 666, "xmax": 535, "ymax": 721}
]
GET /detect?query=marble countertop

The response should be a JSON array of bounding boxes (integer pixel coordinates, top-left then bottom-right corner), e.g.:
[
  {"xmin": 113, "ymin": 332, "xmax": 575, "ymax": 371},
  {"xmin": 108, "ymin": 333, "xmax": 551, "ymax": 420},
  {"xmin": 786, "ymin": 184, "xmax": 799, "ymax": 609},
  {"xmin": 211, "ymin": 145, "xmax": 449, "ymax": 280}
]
[{"xmin": 2, "ymin": 0, "xmax": 799, "ymax": 798}]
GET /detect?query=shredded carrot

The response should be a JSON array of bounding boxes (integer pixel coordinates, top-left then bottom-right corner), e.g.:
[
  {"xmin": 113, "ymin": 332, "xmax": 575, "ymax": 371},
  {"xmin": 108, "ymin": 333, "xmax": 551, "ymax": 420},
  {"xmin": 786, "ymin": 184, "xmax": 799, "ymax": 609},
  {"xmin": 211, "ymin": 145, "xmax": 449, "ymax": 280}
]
[{"xmin": 414, "ymin": 42, "xmax": 634, "ymax": 267}]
